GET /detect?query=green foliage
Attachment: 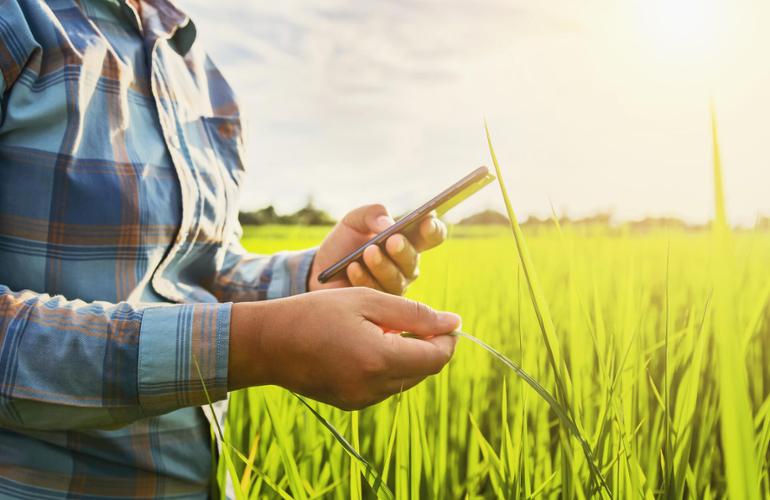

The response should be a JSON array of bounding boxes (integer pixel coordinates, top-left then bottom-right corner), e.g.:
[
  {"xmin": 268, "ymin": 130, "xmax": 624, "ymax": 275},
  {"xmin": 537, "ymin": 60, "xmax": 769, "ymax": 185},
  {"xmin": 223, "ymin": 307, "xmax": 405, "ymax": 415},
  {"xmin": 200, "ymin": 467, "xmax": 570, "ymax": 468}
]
[
  {"xmin": 222, "ymin": 222, "xmax": 770, "ymax": 498},
  {"xmin": 215, "ymin": 117, "xmax": 769, "ymax": 498},
  {"xmin": 239, "ymin": 201, "xmax": 335, "ymax": 226}
]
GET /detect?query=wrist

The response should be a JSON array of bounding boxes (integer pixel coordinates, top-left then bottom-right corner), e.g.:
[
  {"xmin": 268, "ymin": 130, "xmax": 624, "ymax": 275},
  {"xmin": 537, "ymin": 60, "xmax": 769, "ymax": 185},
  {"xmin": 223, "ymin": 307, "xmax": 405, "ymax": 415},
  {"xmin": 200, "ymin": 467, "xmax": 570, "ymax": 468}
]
[
  {"xmin": 228, "ymin": 301, "xmax": 277, "ymax": 390},
  {"xmin": 307, "ymin": 253, "xmax": 318, "ymax": 292}
]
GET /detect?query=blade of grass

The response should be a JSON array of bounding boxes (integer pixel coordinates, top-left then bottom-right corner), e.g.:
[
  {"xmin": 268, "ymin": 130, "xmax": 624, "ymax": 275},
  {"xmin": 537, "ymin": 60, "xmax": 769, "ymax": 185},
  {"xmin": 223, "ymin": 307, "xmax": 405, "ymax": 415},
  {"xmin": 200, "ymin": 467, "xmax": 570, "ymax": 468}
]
[
  {"xmin": 192, "ymin": 357, "xmax": 248, "ymax": 500},
  {"xmin": 350, "ymin": 411, "xmax": 362, "ymax": 500},
  {"xmin": 293, "ymin": 395, "xmax": 395, "ymax": 500},
  {"xmin": 262, "ymin": 394, "xmax": 309, "ymax": 500},
  {"xmin": 239, "ymin": 433, "xmax": 260, "ymax": 493},
  {"xmin": 452, "ymin": 330, "xmax": 610, "ymax": 495},
  {"xmin": 381, "ymin": 393, "xmax": 402, "ymax": 485},
  {"xmin": 484, "ymin": 121, "xmax": 573, "ymax": 410},
  {"xmin": 709, "ymin": 102, "xmax": 761, "ymax": 499}
]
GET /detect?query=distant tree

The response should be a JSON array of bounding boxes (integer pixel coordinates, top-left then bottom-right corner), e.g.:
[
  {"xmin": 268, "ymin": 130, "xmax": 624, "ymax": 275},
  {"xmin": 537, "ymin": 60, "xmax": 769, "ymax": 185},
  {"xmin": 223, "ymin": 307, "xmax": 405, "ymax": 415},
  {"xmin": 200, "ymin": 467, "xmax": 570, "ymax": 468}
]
[
  {"xmin": 457, "ymin": 209, "xmax": 509, "ymax": 226},
  {"xmin": 292, "ymin": 199, "xmax": 335, "ymax": 226},
  {"xmin": 627, "ymin": 216, "xmax": 690, "ymax": 233},
  {"xmin": 239, "ymin": 205, "xmax": 282, "ymax": 225},
  {"xmin": 238, "ymin": 198, "xmax": 336, "ymax": 226}
]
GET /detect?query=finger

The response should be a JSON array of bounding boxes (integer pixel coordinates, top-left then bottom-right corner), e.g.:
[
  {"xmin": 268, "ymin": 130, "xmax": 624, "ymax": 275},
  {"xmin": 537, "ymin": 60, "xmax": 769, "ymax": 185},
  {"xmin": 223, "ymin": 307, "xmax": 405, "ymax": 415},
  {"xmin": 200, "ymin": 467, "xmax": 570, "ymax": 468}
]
[
  {"xmin": 362, "ymin": 244, "xmax": 407, "ymax": 295},
  {"xmin": 410, "ymin": 214, "xmax": 447, "ymax": 252},
  {"xmin": 361, "ymin": 291, "xmax": 461, "ymax": 336},
  {"xmin": 341, "ymin": 204, "xmax": 394, "ymax": 235},
  {"xmin": 385, "ymin": 234, "xmax": 419, "ymax": 280},
  {"xmin": 346, "ymin": 261, "xmax": 383, "ymax": 291},
  {"xmin": 415, "ymin": 216, "xmax": 447, "ymax": 252},
  {"xmin": 380, "ymin": 333, "xmax": 457, "ymax": 378}
]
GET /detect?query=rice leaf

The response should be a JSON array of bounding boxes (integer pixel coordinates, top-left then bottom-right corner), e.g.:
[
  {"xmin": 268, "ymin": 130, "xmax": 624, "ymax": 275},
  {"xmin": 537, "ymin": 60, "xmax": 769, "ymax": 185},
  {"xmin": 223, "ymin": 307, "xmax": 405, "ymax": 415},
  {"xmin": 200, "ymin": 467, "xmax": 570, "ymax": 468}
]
[
  {"xmin": 381, "ymin": 392, "xmax": 402, "ymax": 485},
  {"xmin": 452, "ymin": 330, "xmax": 610, "ymax": 495},
  {"xmin": 484, "ymin": 122, "xmax": 573, "ymax": 410},
  {"xmin": 263, "ymin": 394, "xmax": 309, "ymax": 500},
  {"xmin": 192, "ymin": 357, "xmax": 248, "ymax": 500},
  {"xmin": 293, "ymin": 394, "xmax": 395, "ymax": 500},
  {"xmin": 709, "ymin": 102, "xmax": 761, "ymax": 499}
]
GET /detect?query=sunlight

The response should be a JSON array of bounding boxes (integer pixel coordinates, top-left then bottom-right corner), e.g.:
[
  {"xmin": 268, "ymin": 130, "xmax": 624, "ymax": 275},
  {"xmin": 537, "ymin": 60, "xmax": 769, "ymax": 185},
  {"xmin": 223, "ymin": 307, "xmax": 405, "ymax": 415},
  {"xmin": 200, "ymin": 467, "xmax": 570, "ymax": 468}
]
[{"xmin": 634, "ymin": 0, "xmax": 725, "ymax": 58}]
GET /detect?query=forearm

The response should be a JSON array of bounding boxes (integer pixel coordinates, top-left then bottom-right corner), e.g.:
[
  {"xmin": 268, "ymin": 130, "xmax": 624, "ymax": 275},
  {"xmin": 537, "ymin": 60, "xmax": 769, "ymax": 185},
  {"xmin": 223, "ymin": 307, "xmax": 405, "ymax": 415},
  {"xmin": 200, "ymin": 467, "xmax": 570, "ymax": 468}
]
[
  {"xmin": 0, "ymin": 284, "xmax": 230, "ymax": 430},
  {"xmin": 208, "ymin": 233, "xmax": 316, "ymax": 303}
]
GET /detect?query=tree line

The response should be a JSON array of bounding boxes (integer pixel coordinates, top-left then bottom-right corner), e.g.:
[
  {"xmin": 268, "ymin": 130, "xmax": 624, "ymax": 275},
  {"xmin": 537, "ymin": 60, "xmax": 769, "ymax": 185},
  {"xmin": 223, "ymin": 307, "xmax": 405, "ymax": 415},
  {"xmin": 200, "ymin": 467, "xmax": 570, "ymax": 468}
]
[{"xmin": 239, "ymin": 205, "xmax": 770, "ymax": 231}]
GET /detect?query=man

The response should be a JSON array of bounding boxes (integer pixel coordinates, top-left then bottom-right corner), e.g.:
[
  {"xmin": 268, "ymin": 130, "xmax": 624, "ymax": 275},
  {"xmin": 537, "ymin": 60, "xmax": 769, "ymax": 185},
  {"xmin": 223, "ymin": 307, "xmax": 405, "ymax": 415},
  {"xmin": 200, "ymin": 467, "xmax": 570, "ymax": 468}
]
[{"xmin": 0, "ymin": 0, "xmax": 460, "ymax": 497}]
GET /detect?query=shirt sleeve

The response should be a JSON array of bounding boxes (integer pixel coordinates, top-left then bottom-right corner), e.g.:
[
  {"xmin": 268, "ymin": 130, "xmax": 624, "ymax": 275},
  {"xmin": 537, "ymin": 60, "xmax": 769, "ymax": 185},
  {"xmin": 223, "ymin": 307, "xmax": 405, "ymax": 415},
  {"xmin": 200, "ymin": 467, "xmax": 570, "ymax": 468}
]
[
  {"xmin": 0, "ymin": 284, "xmax": 231, "ymax": 430},
  {"xmin": 209, "ymin": 222, "xmax": 317, "ymax": 302}
]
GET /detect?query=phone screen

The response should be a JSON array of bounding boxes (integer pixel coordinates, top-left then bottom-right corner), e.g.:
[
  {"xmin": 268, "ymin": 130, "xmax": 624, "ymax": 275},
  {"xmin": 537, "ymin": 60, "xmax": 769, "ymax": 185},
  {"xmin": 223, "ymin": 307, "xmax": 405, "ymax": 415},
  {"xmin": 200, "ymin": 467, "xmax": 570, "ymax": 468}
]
[{"xmin": 317, "ymin": 166, "xmax": 496, "ymax": 284}]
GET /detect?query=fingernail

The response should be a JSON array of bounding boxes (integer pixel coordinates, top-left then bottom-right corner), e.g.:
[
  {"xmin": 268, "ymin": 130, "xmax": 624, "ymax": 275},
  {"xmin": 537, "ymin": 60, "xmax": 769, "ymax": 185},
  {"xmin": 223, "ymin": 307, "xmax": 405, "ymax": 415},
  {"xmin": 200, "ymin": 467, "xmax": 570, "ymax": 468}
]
[
  {"xmin": 438, "ymin": 312, "xmax": 461, "ymax": 330},
  {"xmin": 392, "ymin": 235, "xmax": 405, "ymax": 253},
  {"xmin": 423, "ymin": 219, "xmax": 438, "ymax": 237},
  {"xmin": 376, "ymin": 215, "xmax": 392, "ymax": 231},
  {"xmin": 370, "ymin": 246, "xmax": 382, "ymax": 265}
]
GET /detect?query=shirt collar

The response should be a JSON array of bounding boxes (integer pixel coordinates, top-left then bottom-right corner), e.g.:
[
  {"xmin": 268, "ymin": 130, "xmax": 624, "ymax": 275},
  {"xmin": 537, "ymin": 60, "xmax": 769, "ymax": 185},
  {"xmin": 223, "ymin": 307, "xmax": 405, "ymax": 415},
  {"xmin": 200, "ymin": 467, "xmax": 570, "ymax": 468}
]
[{"xmin": 118, "ymin": 0, "xmax": 197, "ymax": 56}]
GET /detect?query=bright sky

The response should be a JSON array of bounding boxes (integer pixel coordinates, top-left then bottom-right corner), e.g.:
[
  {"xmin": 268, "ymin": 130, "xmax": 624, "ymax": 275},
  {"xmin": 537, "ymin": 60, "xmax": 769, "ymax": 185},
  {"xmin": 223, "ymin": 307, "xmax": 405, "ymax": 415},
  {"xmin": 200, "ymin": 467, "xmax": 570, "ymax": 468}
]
[{"xmin": 181, "ymin": 0, "xmax": 770, "ymax": 225}]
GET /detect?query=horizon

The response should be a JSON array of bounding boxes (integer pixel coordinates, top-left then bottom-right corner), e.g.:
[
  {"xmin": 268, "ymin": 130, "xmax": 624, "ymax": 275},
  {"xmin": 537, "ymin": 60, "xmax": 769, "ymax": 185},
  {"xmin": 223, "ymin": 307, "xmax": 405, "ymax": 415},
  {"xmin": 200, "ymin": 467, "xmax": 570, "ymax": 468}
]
[{"xmin": 239, "ymin": 203, "xmax": 770, "ymax": 229}]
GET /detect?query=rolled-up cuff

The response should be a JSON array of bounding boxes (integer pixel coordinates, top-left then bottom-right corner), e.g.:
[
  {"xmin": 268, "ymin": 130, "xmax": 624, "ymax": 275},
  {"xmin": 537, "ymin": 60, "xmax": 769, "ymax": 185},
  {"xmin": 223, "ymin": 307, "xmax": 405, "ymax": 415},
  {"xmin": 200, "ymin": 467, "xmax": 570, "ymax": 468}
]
[{"xmin": 137, "ymin": 302, "xmax": 231, "ymax": 415}]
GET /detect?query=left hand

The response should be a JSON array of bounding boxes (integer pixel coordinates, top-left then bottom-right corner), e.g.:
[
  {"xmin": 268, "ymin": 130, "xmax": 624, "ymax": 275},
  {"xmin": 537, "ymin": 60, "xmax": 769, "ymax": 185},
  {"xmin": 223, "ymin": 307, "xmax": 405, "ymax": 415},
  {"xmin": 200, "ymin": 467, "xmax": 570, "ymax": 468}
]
[{"xmin": 308, "ymin": 204, "xmax": 447, "ymax": 295}]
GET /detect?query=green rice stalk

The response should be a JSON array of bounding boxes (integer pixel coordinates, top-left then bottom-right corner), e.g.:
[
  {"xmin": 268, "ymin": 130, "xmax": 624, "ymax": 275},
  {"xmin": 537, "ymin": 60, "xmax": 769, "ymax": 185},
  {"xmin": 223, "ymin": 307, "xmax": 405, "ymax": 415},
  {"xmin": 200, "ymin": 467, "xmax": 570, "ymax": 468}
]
[
  {"xmin": 192, "ymin": 357, "xmax": 248, "ymax": 500},
  {"xmin": 293, "ymin": 395, "xmax": 395, "ymax": 500},
  {"xmin": 451, "ymin": 330, "xmax": 610, "ymax": 495},
  {"xmin": 485, "ymin": 122, "xmax": 603, "ymax": 493},
  {"xmin": 380, "ymin": 393, "xmax": 402, "ymax": 485},
  {"xmin": 350, "ymin": 411, "xmax": 362, "ymax": 500},
  {"xmin": 709, "ymin": 102, "xmax": 761, "ymax": 498},
  {"xmin": 484, "ymin": 122, "xmax": 574, "ymax": 413},
  {"xmin": 468, "ymin": 412, "xmax": 506, "ymax": 499},
  {"xmin": 262, "ymin": 395, "xmax": 308, "ymax": 500}
]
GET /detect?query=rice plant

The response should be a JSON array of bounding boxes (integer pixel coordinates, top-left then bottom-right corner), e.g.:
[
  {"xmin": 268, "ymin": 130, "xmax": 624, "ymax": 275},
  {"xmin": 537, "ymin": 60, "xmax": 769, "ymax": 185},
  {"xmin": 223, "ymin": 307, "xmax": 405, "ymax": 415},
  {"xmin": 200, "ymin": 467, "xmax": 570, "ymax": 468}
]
[{"xmin": 217, "ymin": 113, "xmax": 770, "ymax": 498}]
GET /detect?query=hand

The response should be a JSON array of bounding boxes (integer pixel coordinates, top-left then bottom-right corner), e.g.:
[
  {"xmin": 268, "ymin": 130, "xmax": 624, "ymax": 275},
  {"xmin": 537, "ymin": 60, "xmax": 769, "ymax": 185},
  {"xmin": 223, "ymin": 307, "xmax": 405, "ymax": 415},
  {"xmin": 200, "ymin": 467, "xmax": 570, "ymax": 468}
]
[
  {"xmin": 228, "ymin": 288, "xmax": 460, "ymax": 409},
  {"xmin": 309, "ymin": 204, "xmax": 447, "ymax": 295}
]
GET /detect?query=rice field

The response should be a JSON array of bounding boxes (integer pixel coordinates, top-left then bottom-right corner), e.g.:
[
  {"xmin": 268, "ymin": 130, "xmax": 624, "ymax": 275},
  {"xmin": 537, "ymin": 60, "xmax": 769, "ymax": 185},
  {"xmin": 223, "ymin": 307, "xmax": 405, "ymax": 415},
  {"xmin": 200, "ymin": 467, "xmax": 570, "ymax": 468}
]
[
  {"xmin": 215, "ymin": 124, "xmax": 770, "ymax": 498},
  {"xmin": 213, "ymin": 218, "xmax": 770, "ymax": 499}
]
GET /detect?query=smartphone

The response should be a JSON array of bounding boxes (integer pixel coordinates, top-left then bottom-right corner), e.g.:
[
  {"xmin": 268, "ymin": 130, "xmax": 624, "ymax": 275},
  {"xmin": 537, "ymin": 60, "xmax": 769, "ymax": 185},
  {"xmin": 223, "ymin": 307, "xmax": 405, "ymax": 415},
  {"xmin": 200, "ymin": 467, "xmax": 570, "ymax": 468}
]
[{"xmin": 317, "ymin": 166, "xmax": 496, "ymax": 284}]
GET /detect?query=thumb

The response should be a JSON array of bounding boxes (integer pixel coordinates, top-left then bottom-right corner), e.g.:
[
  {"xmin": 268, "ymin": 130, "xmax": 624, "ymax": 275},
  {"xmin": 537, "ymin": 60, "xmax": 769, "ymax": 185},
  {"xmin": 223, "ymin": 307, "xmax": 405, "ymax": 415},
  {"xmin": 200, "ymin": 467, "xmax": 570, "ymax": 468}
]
[
  {"xmin": 342, "ymin": 204, "xmax": 394, "ymax": 234},
  {"xmin": 362, "ymin": 291, "xmax": 461, "ymax": 337}
]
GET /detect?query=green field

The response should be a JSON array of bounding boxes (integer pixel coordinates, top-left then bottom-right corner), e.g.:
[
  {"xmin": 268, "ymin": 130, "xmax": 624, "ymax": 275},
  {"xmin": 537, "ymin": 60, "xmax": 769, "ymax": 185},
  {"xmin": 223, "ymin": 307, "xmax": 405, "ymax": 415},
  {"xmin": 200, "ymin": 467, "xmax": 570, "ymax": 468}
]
[{"xmin": 212, "ymin": 221, "xmax": 770, "ymax": 499}]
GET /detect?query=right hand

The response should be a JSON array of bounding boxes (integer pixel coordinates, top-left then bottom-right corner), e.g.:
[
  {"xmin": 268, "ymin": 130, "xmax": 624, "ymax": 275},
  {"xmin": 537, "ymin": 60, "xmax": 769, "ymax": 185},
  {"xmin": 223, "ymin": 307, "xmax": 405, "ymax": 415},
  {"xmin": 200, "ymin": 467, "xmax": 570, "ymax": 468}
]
[{"xmin": 228, "ymin": 288, "xmax": 460, "ymax": 410}]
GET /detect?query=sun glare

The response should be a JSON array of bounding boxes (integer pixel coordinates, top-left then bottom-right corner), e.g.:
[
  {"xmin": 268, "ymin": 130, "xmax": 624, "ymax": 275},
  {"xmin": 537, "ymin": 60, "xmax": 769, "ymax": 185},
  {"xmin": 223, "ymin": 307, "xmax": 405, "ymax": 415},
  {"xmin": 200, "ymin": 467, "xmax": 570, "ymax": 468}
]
[{"xmin": 635, "ymin": 0, "xmax": 724, "ymax": 57}]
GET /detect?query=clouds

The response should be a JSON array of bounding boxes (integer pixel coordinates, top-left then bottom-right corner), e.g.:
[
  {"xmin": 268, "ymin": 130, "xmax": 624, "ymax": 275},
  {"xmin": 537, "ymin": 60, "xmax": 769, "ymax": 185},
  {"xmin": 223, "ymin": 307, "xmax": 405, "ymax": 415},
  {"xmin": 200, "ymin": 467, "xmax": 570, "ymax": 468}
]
[{"xmin": 181, "ymin": 0, "xmax": 770, "ymax": 225}]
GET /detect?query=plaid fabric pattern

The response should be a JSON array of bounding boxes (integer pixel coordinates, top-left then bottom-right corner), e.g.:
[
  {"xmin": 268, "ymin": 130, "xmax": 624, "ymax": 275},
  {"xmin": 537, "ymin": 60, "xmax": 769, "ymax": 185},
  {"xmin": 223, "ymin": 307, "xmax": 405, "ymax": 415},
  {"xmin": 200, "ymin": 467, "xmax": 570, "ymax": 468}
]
[{"xmin": 0, "ymin": 0, "xmax": 315, "ymax": 497}]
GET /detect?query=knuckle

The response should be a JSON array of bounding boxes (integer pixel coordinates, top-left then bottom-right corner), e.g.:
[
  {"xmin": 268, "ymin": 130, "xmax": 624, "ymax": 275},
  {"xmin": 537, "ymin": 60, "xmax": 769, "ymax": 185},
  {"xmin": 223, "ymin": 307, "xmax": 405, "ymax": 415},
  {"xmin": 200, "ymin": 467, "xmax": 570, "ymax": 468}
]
[
  {"xmin": 407, "ymin": 299, "xmax": 434, "ymax": 321},
  {"xmin": 367, "ymin": 203, "xmax": 387, "ymax": 215}
]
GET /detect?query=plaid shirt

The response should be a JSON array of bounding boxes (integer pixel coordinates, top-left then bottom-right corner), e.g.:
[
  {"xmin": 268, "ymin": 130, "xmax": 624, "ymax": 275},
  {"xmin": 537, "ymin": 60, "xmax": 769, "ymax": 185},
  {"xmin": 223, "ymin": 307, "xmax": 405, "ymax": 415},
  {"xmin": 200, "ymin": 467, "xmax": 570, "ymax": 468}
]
[{"xmin": 0, "ymin": 0, "xmax": 315, "ymax": 497}]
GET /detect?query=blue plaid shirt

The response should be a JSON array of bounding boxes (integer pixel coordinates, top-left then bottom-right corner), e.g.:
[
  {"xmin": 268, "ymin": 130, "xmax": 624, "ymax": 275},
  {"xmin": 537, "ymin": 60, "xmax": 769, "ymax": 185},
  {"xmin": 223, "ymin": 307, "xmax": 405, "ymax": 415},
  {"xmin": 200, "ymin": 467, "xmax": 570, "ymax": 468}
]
[{"xmin": 0, "ymin": 0, "xmax": 315, "ymax": 497}]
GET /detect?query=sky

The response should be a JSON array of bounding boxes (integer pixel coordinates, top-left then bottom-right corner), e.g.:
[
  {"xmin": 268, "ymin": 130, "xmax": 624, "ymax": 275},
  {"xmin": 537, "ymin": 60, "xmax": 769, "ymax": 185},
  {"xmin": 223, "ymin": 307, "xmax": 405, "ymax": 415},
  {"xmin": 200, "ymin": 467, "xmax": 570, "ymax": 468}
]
[{"xmin": 181, "ymin": 0, "xmax": 770, "ymax": 225}]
